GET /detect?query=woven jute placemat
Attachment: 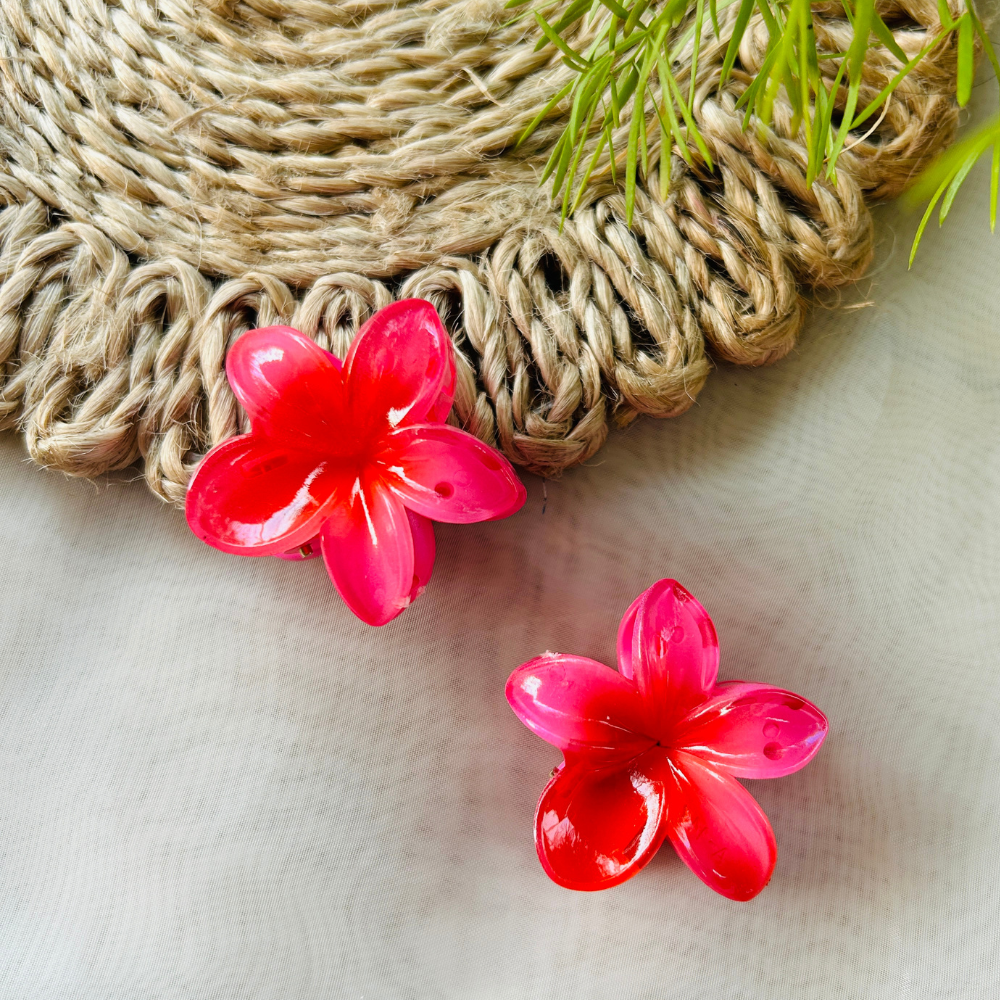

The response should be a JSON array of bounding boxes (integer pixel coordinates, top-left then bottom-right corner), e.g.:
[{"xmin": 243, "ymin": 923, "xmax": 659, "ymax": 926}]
[{"xmin": 0, "ymin": 0, "xmax": 960, "ymax": 503}]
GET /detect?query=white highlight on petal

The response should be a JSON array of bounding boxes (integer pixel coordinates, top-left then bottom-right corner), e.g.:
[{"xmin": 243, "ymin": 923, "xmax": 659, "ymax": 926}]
[
  {"xmin": 250, "ymin": 346, "xmax": 284, "ymax": 382},
  {"xmin": 232, "ymin": 461, "xmax": 327, "ymax": 544},
  {"xmin": 388, "ymin": 403, "xmax": 414, "ymax": 428},
  {"xmin": 351, "ymin": 477, "xmax": 379, "ymax": 546},
  {"xmin": 521, "ymin": 675, "xmax": 542, "ymax": 698}
]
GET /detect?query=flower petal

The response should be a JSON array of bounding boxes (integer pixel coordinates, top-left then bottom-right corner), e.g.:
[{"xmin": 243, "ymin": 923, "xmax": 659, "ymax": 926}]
[
  {"xmin": 407, "ymin": 509, "xmax": 436, "ymax": 602},
  {"xmin": 320, "ymin": 478, "xmax": 415, "ymax": 626},
  {"xmin": 425, "ymin": 347, "xmax": 456, "ymax": 424},
  {"xmin": 631, "ymin": 580, "xmax": 720, "ymax": 733},
  {"xmin": 664, "ymin": 750, "xmax": 776, "ymax": 901},
  {"xmin": 533, "ymin": 751, "xmax": 670, "ymax": 891},
  {"xmin": 672, "ymin": 682, "xmax": 828, "ymax": 779},
  {"xmin": 226, "ymin": 326, "xmax": 346, "ymax": 445},
  {"xmin": 507, "ymin": 654, "xmax": 656, "ymax": 765},
  {"xmin": 616, "ymin": 590, "xmax": 644, "ymax": 680},
  {"xmin": 344, "ymin": 299, "xmax": 453, "ymax": 433},
  {"xmin": 186, "ymin": 434, "xmax": 345, "ymax": 556},
  {"xmin": 378, "ymin": 424, "xmax": 526, "ymax": 523}
]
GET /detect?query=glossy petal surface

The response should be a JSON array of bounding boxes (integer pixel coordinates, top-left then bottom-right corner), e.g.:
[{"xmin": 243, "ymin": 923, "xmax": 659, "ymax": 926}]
[
  {"xmin": 664, "ymin": 751, "xmax": 777, "ymax": 901},
  {"xmin": 226, "ymin": 326, "xmax": 346, "ymax": 446},
  {"xmin": 345, "ymin": 300, "xmax": 453, "ymax": 434},
  {"xmin": 186, "ymin": 434, "xmax": 344, "ymax": 556},
  {"xmin": 507, "ymin": 654, "xmax": 656, "ymax": 765},
  {"xmin": 406, "ymin": 510, "xmax": 435, "ymax": 602},
  {"xmin": 673, "ymin": 682, "xmax": 828, "ymax": 779},
  {"xmin": 190, "ymin": 302, "xmax": 524, "ymax": 624},
  {"xmin": 320, "ymin": 478, "xmax": 415, "ymax": 626},
  {"xmin": 379, "ymin": 424, "xmax": 526, "ymax": 523},
  {"xmin": 616, "ymin": 590, "xmax": 644, "ymax": 679},
  {"xmin": 534, "ymin": 752, "xmax": 670, "ymax": 891},
  {"xmin": 509, "ymin": 580, "xmax": 825, "ymax": 898},
  {"xmin": 631, "ymin": 579, "xmax": 719, "ymax": 733},
  {"xmin": 425, "ymin": 345, "xmax": 457, "ymax": 423}
]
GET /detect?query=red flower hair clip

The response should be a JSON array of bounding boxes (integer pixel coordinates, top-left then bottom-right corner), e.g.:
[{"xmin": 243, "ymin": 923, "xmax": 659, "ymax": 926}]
[
  {"xmin": 186, "ymin": 300, "xmax": 526, "ymax": 625},
  {"xmin": 506, "ymin": 580, "xmax": 827, "ymax": 899}
]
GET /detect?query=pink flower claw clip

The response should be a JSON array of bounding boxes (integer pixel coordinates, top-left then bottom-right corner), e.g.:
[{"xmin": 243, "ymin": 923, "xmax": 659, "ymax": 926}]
[
  {"xmin": 506, "ymin": 580, "xmax": 827, "ymax": 900},
  {"xmin": 186, "ymin": 299, "xmax": 526, "ymax": 625}
]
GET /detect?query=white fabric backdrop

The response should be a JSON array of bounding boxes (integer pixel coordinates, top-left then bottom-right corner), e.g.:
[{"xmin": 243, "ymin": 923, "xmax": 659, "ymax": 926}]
[{"xmin": 2, "ymin": 156, "xmax": 1000, "ymax": 998}]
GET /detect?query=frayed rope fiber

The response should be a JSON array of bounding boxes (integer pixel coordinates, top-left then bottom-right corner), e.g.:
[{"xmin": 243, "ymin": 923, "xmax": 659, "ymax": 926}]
[{"xmin": 0, "ymin": 0, "xmax": 962, "ymax": 503}]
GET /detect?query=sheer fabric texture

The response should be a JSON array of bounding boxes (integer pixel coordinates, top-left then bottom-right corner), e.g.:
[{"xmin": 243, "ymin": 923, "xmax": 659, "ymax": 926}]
[{"xmin": 0, "ymin": 182, "xmax": 998, "ymax": 996}]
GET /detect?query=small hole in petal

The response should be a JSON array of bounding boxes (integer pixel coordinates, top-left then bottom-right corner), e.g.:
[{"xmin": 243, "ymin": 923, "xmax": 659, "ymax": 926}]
[
  {"xmin": 763, "ymin": 742, "xmax": 783, "ymax": 760},
  {"xmin": 762, "ymin": 721, "xmax": 780, "ymax": 738},
  {"xmin": 670, "ymin": 625, "xmax": 684, "ymax": 642},
  {"xmin": 299, "ymin": 544, "xmax": 312, "ymax": 558},
  {"xmin": 783, "ymin": 697, "xmax": 805, "ymax": 711},
  {"xmin": 434, "ymin": 482, "xmax": 454, "ymax": 498}
]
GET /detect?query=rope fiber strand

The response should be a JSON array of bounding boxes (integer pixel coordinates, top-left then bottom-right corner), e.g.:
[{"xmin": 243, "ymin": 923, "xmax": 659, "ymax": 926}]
[{"xmin": 0, "ymin": 0, "xmax": 963, "ymax": 503}]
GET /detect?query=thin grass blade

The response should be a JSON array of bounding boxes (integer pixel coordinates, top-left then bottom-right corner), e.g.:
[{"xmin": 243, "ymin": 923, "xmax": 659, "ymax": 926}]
[
  {"xmin": 909, "ymin": 173, "xmax": 952, "ymax": 266},
  {"xmin": 721, "ymin": 0, "xmax": 755, "ymax": 81},
  {"xmin": 938, "ymin": 149, "xmax": 980, "ymax": 224},
  {"xmin": 957, "ymin": 13, "xmax": 973, "ymax": 107},
  {"xmin": 871, "ymin": 12, "xmax": 907, "ymax": 63}
]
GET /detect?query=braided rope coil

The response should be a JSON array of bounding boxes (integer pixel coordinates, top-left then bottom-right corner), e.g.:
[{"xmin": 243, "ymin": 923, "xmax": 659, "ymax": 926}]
[{"xmin": 0, "ymin": 0, "xmax": 961, "ymax": 503}]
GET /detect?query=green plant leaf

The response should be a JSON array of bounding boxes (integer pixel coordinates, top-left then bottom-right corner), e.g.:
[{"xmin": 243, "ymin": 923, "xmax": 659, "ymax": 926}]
[
  {"xmin": 540, "ymin": 130, "xmax": 569, "ymax": 185},
  {"xmin": 550, "ymin": 124, "xmax": 578, "ymax": 195},
  {"xmin": 756, "ymin": 0, "xmax": 780, "ymax": 39},
  {"xmin": 848, "ymin": 0, "xmax": 874, "ymax": 81},
  {"xmin": 623, "ymin": 0, "xmax": 649, "ymax": 34},
  {"xmin": 570, "ymin": 125, "xmax": 610, "ymax": 213},
  {"xmin": 518, "ymin": 81, "xmax": 574, "ymax": 148},
  {"xmin": 826, "ymin": 75, "xmax": 860, "ymax": 177},
  {"xmin": 957, "ymin": 14, "xmax": 973, "ymax": 107},
  {"xmin": 516, "ymin": 0, "xmax": 987, "ymax": 247},
  {"xmin": 907, "ymin": 114, "xmax": 1000, "ymax": 261},
  {"xmin": 625, "ymin": 23, "xmax": 667, "ymax": 223},
  {"xmin": 721, "ymin": 0, "xmax": 755, "ymax": 81},
  {"xmin": 552, "ymin": 0, "xmax": 594, "ymax": 34},
  {"xmin": 872, "ymin": 11, "xmax": 906, "ymax": 63},
  {"xmin": 970, "ymin": 6, "xmax": 1000, "ymax": 83},
  {"xmin": 848, "ymin": 31, "xmax": 945, "ymax": 134},
  {"xmin": 562, "ymin": 94, "xmax": 604, "ymax": 221},
  {"xmin": 909, "ymin": 172, "xmax": 952, "ymax": 266},
  {"xmin": 688, "ymin": 0, "xmax": 705, "ymax": 105},
  {"xmin": 656, "ymin": 57, "xmax": 694, "ymax": 164},
  {"xmin": 871, "ymin": 12, "xmax": 907, "ymax": 63},
  {"xmin": 638, "ymin": 87, "xmax": 649, "ymax": 175},
  {"xmin": 658, "ymin": 115, "xmax": 672, "ymax": 198},
  {"xmin": 626, "ymin": 101, "xmax": 641, "ymax": 223},
  {"xmin": 595, "ymin": 0, "xmax": 631, "ymax": 20},
  {"xmin": 535, "ymin": 11, "xmax": 588, "ymax": 68},
  {"xmin": 937, "ymin": 149, "xmax": 978, "ymax": 224}
]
